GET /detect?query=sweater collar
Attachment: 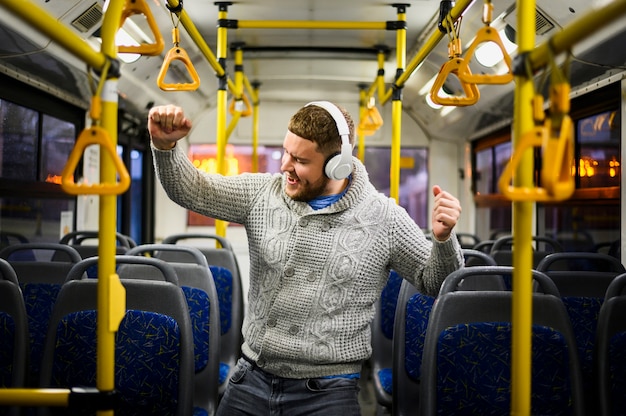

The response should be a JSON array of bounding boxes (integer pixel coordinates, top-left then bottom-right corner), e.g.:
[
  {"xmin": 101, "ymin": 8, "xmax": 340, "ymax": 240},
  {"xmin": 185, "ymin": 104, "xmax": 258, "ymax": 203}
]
[{"xmin": 281, "ymin": 157, "xmax": 373, "ymax": 215}]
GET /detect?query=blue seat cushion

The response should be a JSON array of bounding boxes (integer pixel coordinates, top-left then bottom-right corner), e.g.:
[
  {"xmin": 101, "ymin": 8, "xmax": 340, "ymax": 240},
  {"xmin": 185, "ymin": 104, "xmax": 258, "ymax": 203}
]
[
  {"xmin": 219, "ymin": 362, "xmax": 231, "ymax": 385},
  {"xmin": 380, "ymin": 271, "xmax": 403, "ymax": 340},
  {"xmin": 182, "ymin": 286, "xmax": 211, "ymax": 372},
  {"xmin": 404, "ymin": 293, "xmax": 434, "ymax": 381},
  {"xmin": 377, "ymin": 368, "xmax": 393, "ymax": 394},
  {"xmin": 562, "ymin": 296, "xmax": 603, "ymax": 396},
  {"xmin": 21, "ymin": 283, "xmax": 62, "ymax": 377},
  {"xmin": 50, "ymin": 309, "xmax": 182, "ymax": 415},
  {"xmin": 210, "ymin": 266, "xmax": 233, "ymax": 335},
  {"xmin": 436, "ymin": 322, "xmax": 571, "ymax": 415}
]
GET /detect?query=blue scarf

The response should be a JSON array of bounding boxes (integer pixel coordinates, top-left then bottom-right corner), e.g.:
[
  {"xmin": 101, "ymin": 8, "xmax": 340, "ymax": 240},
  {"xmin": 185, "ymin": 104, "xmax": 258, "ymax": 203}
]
[{"xmin": 308, "ymin": 175, "xmax": 352, "ymax": 210}]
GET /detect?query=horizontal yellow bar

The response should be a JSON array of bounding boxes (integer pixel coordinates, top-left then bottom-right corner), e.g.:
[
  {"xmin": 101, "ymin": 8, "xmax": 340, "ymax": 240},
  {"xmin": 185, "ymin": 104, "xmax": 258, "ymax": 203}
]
[
  {"xmin": 0, "ymin": 389, "xmax": 70, "ymax": 406},
  {"xmin": 528, "ymin": 0, "xmax": 626, "ymax": 71},
  {"xmin": 236, "ymin": 20, "xmax": 388, "ymax": 30},
  {"xmin": 0, "ymin": 0, "xmax": 105, "ymax": 69}
]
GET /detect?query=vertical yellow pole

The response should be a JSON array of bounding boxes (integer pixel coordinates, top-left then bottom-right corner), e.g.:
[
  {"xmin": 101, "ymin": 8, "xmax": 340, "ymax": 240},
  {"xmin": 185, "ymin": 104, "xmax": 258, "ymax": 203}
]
[
  {"xmin": 376, "ymin": 47, "xmax": 387, "ymax": 105},
  {"xmin": 251, "ymin": 81, "xmax": 261, "ymax": 173},
  {"xmin": 97, "ymin": 1, "xmax": 125, "ymax": 415},
  {"xmin": 215, "ymin": 2, "xmax": 229, "ymax": 239},
  {"xmin": 390, "ymin": 4, "xmax": 407, "ymax": 202},
  {"xmin": 357, "ymin": 86, "xmax": 367, "ymax": 163},
  {"xmin": 511, "ymin": 0, "xmax": 536, "ymax": 414}
]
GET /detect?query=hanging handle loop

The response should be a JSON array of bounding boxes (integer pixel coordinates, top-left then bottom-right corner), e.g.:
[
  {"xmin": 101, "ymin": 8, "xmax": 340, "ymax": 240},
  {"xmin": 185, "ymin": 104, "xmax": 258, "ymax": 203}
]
[
  {"xmin": 459, "ymin": 0, "xmax": 513, "ymax": 85},
  {"xmin": 118, "ymin": 0, "xmax": 165, "ymax": 56},
  {"xmin": 498, "ymin": 49, "xmax": 574, "ymax": 201},
  {"xmin": 157, "ymin": 27, "xmax": 201, "ymax": 91},
  {"xmin": 61, "ymin": 127, "xmax": 131, "ymax": 195},
  {"xmin": 430, "ymin": 57, "xmax": 480, "ymax": 106},
  {"xmin": 62, "ymin": 60, "xmax": 131, "ymax": 195},
  {"xmin": 229, "ymin": 93, "xmax": 253, "ymax": 117},
  {"xmin": 358, "ymin": 97, "xmax": 384, "ymax": 136},
  {"xmin": 430, "ymin": 15, "xmax": 480, "ymax": 106}
]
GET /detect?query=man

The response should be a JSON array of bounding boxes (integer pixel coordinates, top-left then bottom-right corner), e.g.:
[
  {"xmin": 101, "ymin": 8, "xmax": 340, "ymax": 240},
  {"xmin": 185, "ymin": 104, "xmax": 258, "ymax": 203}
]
[{"xmin": 148, "ymin": 101, "xmax": 463, "ymax": 415}]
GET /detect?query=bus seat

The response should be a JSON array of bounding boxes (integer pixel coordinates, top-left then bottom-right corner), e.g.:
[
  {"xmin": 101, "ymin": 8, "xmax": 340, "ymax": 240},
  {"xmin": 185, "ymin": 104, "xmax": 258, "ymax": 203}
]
[
  {"xmin": 490, "ymin": 235, "xmax": 563, "ymax": 268},
  {"xmin": 392, "ymin": 279, "xmax": 433, "ymax": 416},
  {"xmin": 554, "ymin": 229, "xmax": 597, "ymax": 253},
  {"xmin": 370, "ymin": 270, "xmax": 402, "ymax": 411},
  {"xmin": 0, "ymin": 258, "xmax": 29, "ymax": 416},
  {"xmin": 160, "ymin": 233, "xmax": 244, "ymax": 396},
  {"xmin": 56, "ymin": 231, "xmax": 134, "ymax": 278},
  {"xmin": 537, "ymin": 252, "xmax": 626, "ymax": 413},
  {"xmin": 39, "ymin": 255, "xmax": 194, "ymax": 416},
  {"xmin": 0, "ymin": 231, "xmax": 31, "ymax": 259},
  {"xmin": 595, "ymin": 272, "xmax": 626, "ymax": 416},
  {"xmin": 392, "ymin": 265, "xmax": 509, "ymax": 415},
  {"xmin": 125, "ymin": 244, "xmax": 222, "ymax": 416},
  {"xmin": 418, "ymin": 268, "xmax": 584, "ymax": 416},
  {"xmin": 471, "ymin": 239, "xmax": 494, "ymax": 254},
  {"xmin": 455, "ymin": 232, "xmax": 481, "ymax": 249},
  {"xmin": 0, "ymin": 243, "xmax": 82, "ymax": 387}
]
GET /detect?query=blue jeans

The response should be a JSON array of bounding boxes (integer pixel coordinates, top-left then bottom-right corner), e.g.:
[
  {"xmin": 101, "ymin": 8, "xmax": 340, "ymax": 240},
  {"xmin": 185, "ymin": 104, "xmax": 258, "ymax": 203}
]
[{"xmin": 216, "ymin": 357, "xmax": 362, "ymax": 416}]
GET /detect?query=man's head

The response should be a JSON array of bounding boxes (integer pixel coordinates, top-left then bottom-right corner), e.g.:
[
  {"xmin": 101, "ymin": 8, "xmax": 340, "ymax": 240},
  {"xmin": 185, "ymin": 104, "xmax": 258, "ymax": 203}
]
[
  {"xmin": 288, "ymin": 102, "xmax": 355, "ymax": 161},
  {"xmin": 281, "ymin": 102, "xmax": 355, "ymax": 201}
]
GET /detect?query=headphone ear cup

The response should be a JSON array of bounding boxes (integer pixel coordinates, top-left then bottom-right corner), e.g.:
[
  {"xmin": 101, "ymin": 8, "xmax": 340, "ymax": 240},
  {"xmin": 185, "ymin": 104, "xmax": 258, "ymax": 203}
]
[{"xmin": 324, "ymin": 152, "xmax": 351, "ymax": 180}]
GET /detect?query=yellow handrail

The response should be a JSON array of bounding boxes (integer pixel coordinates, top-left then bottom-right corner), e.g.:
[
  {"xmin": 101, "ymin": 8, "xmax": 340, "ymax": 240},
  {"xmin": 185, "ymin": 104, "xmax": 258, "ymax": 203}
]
[{"xmin": 118, "ymin": 0, "xmax": 164, "ymax": 56}]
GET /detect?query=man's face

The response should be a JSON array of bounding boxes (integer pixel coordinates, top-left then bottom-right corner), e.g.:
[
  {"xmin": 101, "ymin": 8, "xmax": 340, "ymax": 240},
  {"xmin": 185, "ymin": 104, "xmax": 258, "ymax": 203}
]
[{"xmin": 280, "ymin": 130, "xmax": 332, "ymax": 201}]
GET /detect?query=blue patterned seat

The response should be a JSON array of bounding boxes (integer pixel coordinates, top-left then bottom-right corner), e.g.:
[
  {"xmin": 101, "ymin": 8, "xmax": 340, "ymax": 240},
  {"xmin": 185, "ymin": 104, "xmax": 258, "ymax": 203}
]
[
  {"xmin": 370, "ymin": 270, "xmax": 403, "ymax": 409},
  {"xmin": 39, "ymin": 255, "xmax": 194, "ymax": 416},
  {"xmin": 419, "ymin": 267, "xmax": 585, "ymax": 416},
  {"xmin": 125, "ymin": 244, "xmax": 222, "ymax": 416},
  {"xmin": 537, "ymin": 251, "xmax": 626, "ymax": 412},
  {"xmin": 595, "ymin": 272, "xmax": 626, "ymax": 416},
  {"xmin": 392, "ymin": 258, "xmax": 503, "ymax": 415},
  {"xmin": 160, "ymin": 234, "xmax": 244, "ymax": 396},
  {"xmin": 0, "ymin": 258, "xmax": 29, "ymax": 416},
  {"xmin": 0, "ymin": 243, "xmax": 82, "ymax": 387}
]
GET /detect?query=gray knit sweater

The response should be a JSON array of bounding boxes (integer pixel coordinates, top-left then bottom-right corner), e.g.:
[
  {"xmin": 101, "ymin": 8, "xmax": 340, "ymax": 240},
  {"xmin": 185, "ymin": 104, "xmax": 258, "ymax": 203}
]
[{"xmin": 152, "ymin": 144, "xmax": 463, "ymax": 378}]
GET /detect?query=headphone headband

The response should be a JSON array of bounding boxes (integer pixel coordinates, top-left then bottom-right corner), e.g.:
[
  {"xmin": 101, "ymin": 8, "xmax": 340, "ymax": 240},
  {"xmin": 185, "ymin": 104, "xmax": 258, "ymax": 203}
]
[{"xmin": 304, "ymin": 101, "xmax": 354, "ymax": 180}]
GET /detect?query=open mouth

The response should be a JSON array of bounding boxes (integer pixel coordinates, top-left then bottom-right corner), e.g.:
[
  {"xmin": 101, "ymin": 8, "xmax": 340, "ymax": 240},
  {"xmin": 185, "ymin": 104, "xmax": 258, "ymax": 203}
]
[{"xmin": 286, "ymin": 175, "xmax": 299, "ymax": 185}]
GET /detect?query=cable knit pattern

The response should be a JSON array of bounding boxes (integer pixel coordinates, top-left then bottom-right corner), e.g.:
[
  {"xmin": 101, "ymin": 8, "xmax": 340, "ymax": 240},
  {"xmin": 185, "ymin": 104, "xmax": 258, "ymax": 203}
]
[{"xmin": 152, "ymin": 144, "xmax": 463, "ymax": 378}]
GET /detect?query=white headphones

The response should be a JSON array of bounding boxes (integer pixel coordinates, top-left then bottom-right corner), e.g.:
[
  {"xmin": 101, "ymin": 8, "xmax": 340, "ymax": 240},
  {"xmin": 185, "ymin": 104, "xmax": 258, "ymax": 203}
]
[{"xmin": 305, "ymin": 101, "xmax": 353, "ymax": 180}]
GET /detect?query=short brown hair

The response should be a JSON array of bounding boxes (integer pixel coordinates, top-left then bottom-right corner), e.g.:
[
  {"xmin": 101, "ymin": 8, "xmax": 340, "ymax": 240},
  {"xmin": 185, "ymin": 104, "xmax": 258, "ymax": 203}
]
[{"xmin": 287, "ymin": 103, "xmax": 354, "ymax": 157}]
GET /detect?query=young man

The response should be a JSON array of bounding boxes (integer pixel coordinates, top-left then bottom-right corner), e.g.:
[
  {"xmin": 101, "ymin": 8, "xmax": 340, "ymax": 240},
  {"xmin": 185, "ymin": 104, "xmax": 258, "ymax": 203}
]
[{"xmin": 148, "ymin": 101, "xmax": 463, "ymax": 415}]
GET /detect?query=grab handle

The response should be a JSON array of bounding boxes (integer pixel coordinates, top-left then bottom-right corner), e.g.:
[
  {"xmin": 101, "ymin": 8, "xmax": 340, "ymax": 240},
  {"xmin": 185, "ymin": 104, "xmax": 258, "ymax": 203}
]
[
  {"xmin": 118, "ymin": 0, "xmax": 164, "ymax": 56},
  {"xmin": 458, "ymin": 26, "xmax": 514, "ymax": 85},
  {"xmin": 157, "ymin": 28, "xmax": 200, "ymax": 91},
  {"xmin": 430, "ymin": 57, "xmax": 480, "ymax": 106},
  {"xmin": 61, "ymin": 126, "xmax": 131, "ymax": 195}
]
